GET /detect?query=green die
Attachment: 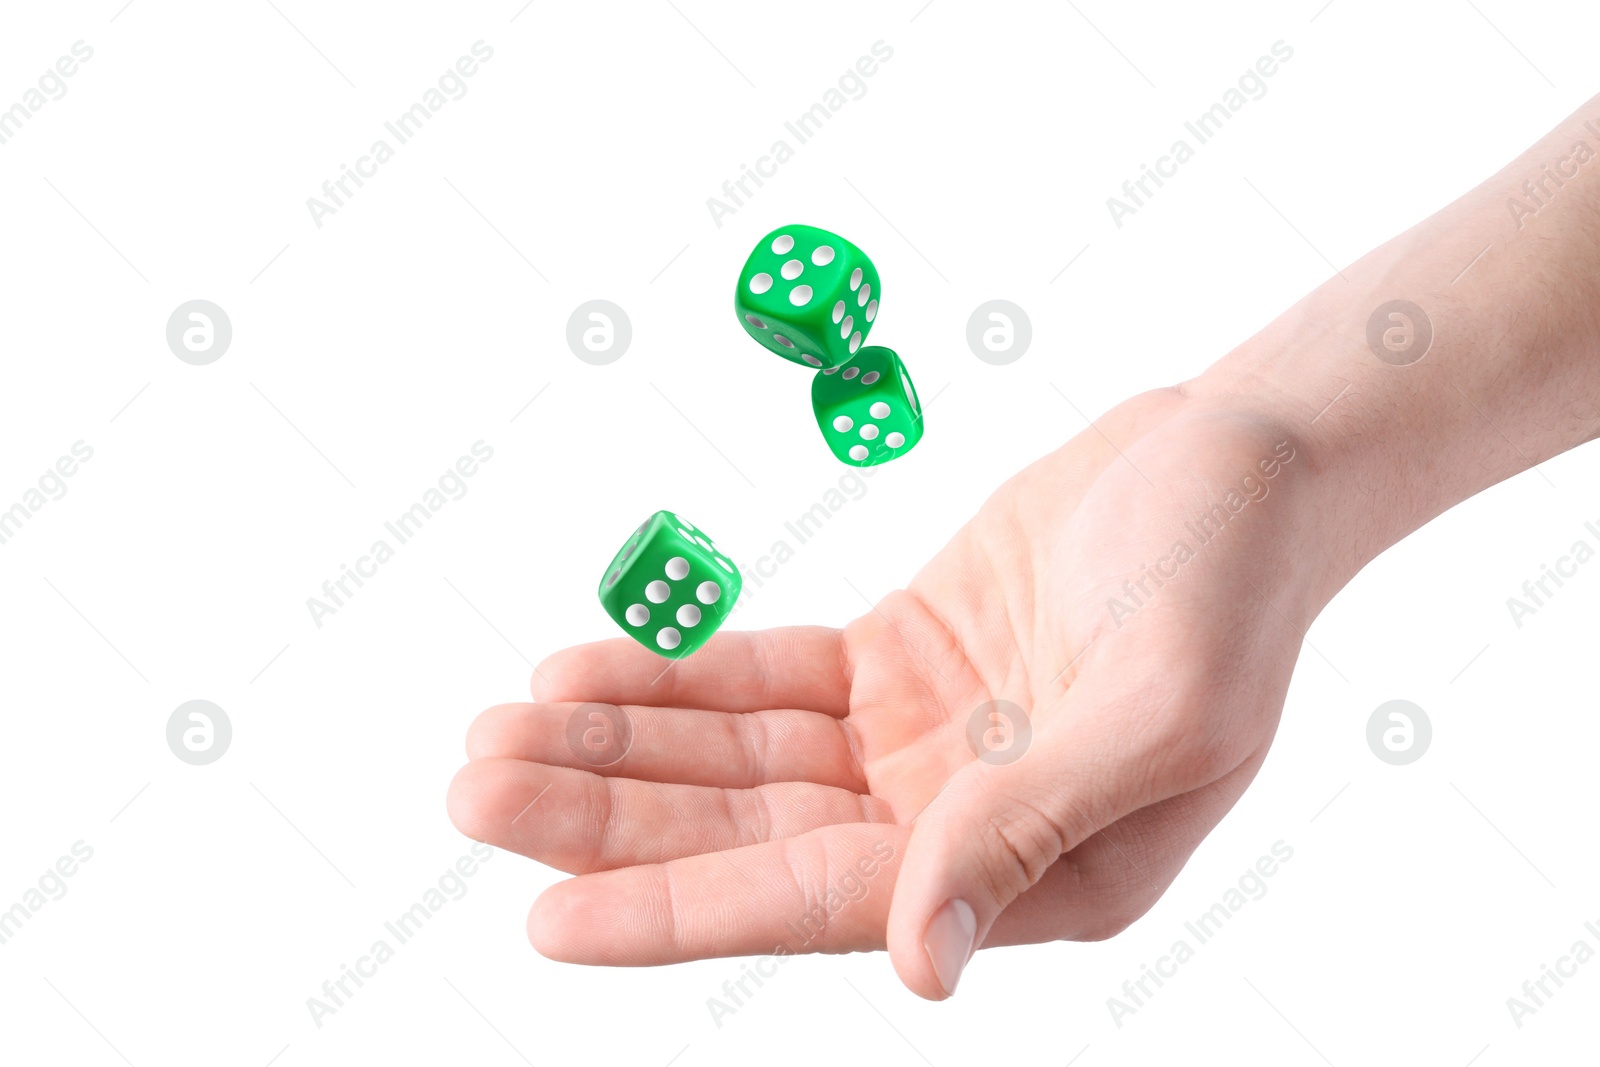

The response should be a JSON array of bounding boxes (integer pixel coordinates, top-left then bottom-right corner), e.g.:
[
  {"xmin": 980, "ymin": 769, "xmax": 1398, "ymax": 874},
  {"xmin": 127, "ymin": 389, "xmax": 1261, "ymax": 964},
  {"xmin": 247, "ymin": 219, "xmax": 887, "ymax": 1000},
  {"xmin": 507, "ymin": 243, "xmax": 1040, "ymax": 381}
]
[
  {"xmin": 811, "ymin": 346, "xmax": 925, "ymax": 466},
  {"xmin": 735, "ymin": 224, "xmax": 881, "ymax": 369},
  {"xmin": 598, "ymin": 510, "xmax": 741, "ymax": 659}
]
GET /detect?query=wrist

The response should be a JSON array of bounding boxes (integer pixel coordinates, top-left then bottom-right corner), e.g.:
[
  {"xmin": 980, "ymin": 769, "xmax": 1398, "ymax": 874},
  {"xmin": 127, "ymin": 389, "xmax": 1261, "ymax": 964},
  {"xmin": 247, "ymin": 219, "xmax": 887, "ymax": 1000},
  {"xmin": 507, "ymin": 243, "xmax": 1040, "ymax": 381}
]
[
  {"xmin": 1181, "ymin": 283, "xmax": 1424, "ymax": 597},
  {"xmin": 1186, "ymin": 104, "xmax": 1600, "ymax": 590}
]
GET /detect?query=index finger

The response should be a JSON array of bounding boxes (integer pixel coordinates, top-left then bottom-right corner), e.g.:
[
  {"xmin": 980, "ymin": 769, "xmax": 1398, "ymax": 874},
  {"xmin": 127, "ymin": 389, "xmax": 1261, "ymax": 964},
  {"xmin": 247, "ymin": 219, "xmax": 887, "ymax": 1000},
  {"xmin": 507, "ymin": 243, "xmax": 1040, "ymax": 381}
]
[{"xmin": 534, "ymin": 625, "xmax": 852, "ymax": 717}]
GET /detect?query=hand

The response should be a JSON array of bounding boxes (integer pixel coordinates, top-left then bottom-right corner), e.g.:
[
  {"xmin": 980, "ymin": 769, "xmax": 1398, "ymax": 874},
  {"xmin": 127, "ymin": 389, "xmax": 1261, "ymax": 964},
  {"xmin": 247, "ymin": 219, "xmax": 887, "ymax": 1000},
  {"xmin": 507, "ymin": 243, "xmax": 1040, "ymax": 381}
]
[
  {"xmin": 452, "ymin": 93, "xmax": 1600, "ymax": 1000},
  {"xmin": 447, "ymin": 386, "xmax": 1330, "ymax": 999}
]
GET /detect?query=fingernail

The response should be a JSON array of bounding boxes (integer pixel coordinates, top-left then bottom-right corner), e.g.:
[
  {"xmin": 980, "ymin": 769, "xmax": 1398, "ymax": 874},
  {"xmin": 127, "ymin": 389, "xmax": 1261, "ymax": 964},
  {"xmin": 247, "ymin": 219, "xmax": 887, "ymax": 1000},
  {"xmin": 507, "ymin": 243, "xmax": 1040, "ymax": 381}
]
[{"xmin": 923, "ymin": 898, "xmax": 976, "ymax": 996}]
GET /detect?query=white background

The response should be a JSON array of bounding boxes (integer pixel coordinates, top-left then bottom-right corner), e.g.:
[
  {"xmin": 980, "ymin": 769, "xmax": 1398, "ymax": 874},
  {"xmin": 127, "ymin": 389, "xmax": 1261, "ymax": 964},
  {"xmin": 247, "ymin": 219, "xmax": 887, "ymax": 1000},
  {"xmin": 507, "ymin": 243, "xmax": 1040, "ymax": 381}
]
[{"xmin": 1, "ymin": 0, "xmax": 1597, "ymax": 1064}]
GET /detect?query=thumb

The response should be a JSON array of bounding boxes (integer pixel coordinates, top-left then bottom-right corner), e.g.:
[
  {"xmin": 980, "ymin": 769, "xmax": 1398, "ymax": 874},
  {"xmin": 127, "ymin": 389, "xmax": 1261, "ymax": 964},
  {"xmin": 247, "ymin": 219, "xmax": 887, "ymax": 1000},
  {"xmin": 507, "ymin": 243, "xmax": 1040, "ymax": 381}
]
[{"xmin": 885, "ymin": 679, "xmax": 1209, "ymax": 1000}]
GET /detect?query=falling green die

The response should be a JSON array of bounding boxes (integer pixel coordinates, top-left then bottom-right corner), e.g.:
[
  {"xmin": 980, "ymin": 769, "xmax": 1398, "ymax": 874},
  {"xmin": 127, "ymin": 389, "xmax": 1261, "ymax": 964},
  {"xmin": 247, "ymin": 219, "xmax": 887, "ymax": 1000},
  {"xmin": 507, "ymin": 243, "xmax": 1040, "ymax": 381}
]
[
  {"xmin": 598, "ymin": 510, "xmax": 741, "ymax": 658},
  {"xmin": 812, "ymin": 346, "xmax": 925, "ymax": 466},
  {"xmin": 735, "ymin": 224, "xmax": 881, "ymax": 370}
]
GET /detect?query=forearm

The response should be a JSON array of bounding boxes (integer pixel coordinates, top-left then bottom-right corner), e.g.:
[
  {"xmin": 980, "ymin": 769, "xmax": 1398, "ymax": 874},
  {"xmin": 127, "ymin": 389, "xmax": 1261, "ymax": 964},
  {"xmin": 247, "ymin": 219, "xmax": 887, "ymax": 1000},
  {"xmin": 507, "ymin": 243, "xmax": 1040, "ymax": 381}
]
[{"xmin": 1192, "ymin": 92, "xmax": 1600, "ymax": 597}]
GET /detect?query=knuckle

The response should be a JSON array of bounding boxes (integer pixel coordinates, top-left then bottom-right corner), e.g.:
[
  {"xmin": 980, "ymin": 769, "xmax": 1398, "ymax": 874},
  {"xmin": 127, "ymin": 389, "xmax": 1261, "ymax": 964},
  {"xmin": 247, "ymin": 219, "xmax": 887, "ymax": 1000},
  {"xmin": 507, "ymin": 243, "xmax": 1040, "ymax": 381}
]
[
  {"xmin": 1075, "ymin": 909, "xmax": 1142, "ymax": 943},
  {"xmin": 1133, "ymin": 694, "xmax": 1241, "ymax": 791},
  {"xmin": 735, "ymin": 712, "xmax": 769, "ymax": 788},
  {"xmin": 981, "ymin": 801, "xmax": 1069, "ymax": 902},
  {"xmin": 1067, "ymin": 846, "xmax": 1169, "ymax": 942},
  {"xmin": 1058, "ymin": 854, "xmax": 1160, "ymax": 942}
]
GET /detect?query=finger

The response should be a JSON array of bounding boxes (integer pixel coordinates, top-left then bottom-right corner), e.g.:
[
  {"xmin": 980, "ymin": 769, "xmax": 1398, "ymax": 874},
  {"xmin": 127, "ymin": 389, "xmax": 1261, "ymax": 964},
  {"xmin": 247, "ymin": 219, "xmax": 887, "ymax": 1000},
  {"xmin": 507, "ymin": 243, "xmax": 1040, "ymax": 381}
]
[
  {"xmin": 518, "ymin": 754, "xmax": 1264, "ymax": 968},
  {"xmin": 529, "ymin": 823, "xmax": 907, "ymax": 965},
  {"xmin": 533, "ymin": 626, "xmax": 851, "ymax": 717},
  {"xmin": 885, "ymin": 665, "xmax": 1258, "ymax": 1000},
  {"xmin": 466, "ymin": 702, "xmax": 867, "ymax": 792},
  {"xmin": 448, "ymin": 757, "xmax": 891, "ymax": 873},
  {"xmin": 986, "ymin": 748, "xmax": 1268, "ymax": 948}
]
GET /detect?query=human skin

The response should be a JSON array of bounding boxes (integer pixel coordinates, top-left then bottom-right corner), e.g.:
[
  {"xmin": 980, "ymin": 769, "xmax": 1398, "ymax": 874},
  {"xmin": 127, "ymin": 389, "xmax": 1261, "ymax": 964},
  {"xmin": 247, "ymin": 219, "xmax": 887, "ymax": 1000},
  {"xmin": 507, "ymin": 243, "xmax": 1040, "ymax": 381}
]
[{"xmin": 448, "ymin": 93, "xmax": 1600, "ymax": 1000}]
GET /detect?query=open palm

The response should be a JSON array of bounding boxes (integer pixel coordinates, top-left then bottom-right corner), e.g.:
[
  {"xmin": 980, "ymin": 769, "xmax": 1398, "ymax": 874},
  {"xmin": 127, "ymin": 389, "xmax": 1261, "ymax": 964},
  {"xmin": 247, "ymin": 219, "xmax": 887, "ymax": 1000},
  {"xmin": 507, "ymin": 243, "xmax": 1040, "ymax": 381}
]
[{"xmin": 449, "ymin": 387, "xmax": 1319, "ymax": 999}]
